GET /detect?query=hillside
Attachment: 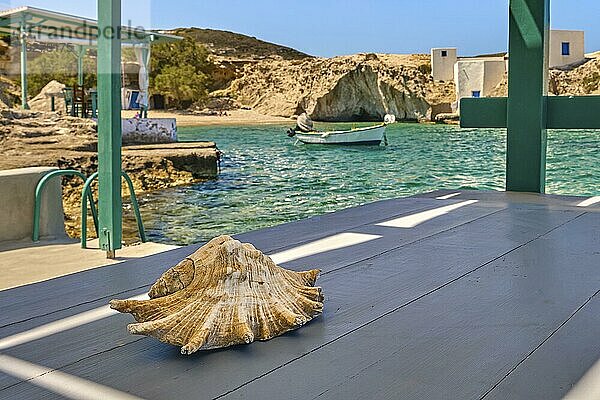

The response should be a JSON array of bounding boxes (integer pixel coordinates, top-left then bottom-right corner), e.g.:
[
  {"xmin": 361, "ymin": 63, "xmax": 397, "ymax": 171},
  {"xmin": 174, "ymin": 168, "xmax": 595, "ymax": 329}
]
[
  {"xmin": 3, "ymin": 26, "xmax": 600, "ymax": 121},
  {"xmin": 165, "ymin": 28, "xmax": 312, "ymax": 61},
  {"xmin": 225, "ymin": 53, "xmax": 455, "ymax": 121},
  {"xmin": 489, "ymin": 56, "xmax": 600, "ymax": 98},
  {"xmin": 550, "ymin": 57, "xmax": 600, "ymax": 95}
]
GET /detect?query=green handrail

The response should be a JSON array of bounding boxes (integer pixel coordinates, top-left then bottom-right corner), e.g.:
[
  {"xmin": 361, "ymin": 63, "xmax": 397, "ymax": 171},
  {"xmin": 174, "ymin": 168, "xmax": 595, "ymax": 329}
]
[
  {"xmin": 81, "ymin": 171, "xmax": 146, "ymax": 248},
  {"xmin": 32, "ymin": 170, "xmax": 98, "ymax": 242},
  {"xmin": 122, "ymin": 172, "xmax": 147, "ymax": 245}
]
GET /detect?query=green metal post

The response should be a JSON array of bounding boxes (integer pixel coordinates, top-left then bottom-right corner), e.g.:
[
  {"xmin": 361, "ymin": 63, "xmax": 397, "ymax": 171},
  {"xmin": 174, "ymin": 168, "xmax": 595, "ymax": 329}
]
[
  {"xmin": 506, "ymin": 0, "xmax": 550, "ymax": 193},
  {"xmin": 19, "ymin": 20, "xmax": 29, "ymax": 110},
  {"xmin": 141, "ymin": 45, "xmax": 150, "ymax": 118},
  {"xmin": 97, "ymin": 0, "xmax": 123, "ymax": 258},
  {"xmin": 76, "ymin": 45, "xmax": 85, "ymax": 87},
  {"xmin": 460, "ymin": 0, "xmax": 598, "ymax": 193}
]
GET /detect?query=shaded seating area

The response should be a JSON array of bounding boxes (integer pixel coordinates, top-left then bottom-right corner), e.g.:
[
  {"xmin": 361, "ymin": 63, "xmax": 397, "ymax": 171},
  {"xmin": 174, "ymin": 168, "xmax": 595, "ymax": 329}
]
[
  {"xmin": 63, "ymin": 86, "xmax": 97, "ymax": 118},
  {"xmin": 0, "ymin": 6, "xmax": 180, "ymax": 113}
]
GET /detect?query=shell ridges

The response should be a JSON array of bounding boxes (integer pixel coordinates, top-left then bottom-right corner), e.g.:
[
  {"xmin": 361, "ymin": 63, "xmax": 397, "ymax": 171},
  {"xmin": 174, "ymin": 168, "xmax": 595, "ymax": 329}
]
[{"xmin": 110, "ymin": 235, "xmax": 324, "ymax": 354}]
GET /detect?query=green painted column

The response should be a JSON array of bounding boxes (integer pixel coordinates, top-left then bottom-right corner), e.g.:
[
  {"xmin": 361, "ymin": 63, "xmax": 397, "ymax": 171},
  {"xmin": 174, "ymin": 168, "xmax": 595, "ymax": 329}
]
[
  {"xmin": 506, "ymin": 0, "xmax": 550, "ymax": 193},
  {"xmin": 460, "ymin": 0, "xmax": 599, "ymax": 193},
  {"xmin": 76, "ymin": 45, "xmax": 85, "ymax": 87},
  {"xmin": 19, "ymin": 20, "xmax": 29, "ymax": 110},
  {"xmin": 97, "ymin": 0, "xmax": 122, "ymax": 258}
]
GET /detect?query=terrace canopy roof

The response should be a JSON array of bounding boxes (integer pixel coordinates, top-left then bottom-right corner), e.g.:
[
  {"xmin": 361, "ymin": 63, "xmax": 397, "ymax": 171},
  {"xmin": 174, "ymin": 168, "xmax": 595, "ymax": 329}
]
[
  {"xmin": 0, "ymin": 6, "xmax": 180, "ymax": 46},
  {"xmin": 0, "ymin": 5, "xmax": 182, "ymax": 111}
]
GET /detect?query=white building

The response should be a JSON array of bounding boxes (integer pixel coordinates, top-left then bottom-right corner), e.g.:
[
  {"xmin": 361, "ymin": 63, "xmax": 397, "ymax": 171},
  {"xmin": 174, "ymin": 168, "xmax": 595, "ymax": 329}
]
[
  {"xmin": 453, "ymin": 58, "xmax": 506, "ymax": 112},
  {"xmin": 431, "ymin": 48, "xmax": 457, "ymax": 81},
  {"xmin": 549, "ymin": 30, "xmax": 585, "ymax": 68},
  {"xmin": 431, "ymin": 28, "xmax": 586, "ymax": 114}
]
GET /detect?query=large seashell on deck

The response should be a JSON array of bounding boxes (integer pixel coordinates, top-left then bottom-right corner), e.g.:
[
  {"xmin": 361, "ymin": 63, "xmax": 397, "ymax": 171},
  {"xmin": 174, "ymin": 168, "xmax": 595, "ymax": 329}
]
[{"xmin": 110, "ymin": 235, "xmax": 323, "ymax": 354}]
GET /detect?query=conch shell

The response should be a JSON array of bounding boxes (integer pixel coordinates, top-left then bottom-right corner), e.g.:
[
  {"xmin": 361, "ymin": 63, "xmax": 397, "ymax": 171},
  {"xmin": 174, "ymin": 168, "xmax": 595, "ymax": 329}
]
[{"xmin": 110, "ymin": 235, "xmax": 323, "ymax": 354}]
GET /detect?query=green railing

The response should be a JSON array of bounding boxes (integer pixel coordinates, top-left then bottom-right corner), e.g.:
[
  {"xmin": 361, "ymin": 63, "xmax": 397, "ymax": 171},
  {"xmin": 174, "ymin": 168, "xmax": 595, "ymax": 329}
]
[
  {"xmin": 81, "ymin": 171, "xmax": 146, "ymax": 248},
  {"xmin": 32, "ymin": 170, "xmax": 98, "ymax": 242}
]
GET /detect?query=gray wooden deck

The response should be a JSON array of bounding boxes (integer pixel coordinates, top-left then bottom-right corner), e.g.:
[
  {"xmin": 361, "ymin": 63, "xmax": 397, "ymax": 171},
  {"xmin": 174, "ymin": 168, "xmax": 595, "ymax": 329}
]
[{"xmin": 0, "ymin": 190, "xmax": 598, "ymax": 400}]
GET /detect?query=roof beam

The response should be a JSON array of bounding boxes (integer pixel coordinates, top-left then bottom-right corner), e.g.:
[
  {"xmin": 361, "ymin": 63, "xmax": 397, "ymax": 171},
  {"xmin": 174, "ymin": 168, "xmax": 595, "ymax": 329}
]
[
  {"xmin": 0, "ymin": 6, "xmax": 180, "ymax": 44},
  {"xmin": 461, "ymin": 96, "xmax": 600, "ymax": 130}
]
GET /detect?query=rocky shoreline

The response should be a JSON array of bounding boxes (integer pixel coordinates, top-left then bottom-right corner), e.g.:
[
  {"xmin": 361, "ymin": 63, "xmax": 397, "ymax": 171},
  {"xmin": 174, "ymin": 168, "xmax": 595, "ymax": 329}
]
[{"xmin": 0, "ymin": 109, "xmax": 218, "ymax": 241}]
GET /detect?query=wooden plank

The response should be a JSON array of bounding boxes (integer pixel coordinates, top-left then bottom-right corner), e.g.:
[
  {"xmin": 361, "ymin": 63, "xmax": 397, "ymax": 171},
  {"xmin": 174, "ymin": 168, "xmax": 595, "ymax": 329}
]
[
  {"xmin": 216, "ymin": 213, "xmax": 600, "ymax": 400},
  {"xmin": 0, "ymin": 198, "xmax": 492, "ymax": 328},
  {"xmin": 234, "ymin": 197, "xmax": 442, "ymax": 252},
  {"xmin": 460, "ymin": 97, "xmax": 508, "ymax": 128},
  {"xmin": 483, "ymin": 293, "xmax": 600, "ymax": 400},
  {"xmin": 460, "ymin": 96, "xmax": 600, "ymax": 130},
  {"xmin": 0, "ymin": 246, "xmax": 201, "ymax": 328},
  {"xmin": 547, "ymin": 96, "xmax": 600, "ymax": 129},
  {"xmin": 0, "ymin": 202, "xmax": 506, "ymax": 389},
  {"xmin": 0, "ymin": 208, "xmax": 583, "ymax": 398}
]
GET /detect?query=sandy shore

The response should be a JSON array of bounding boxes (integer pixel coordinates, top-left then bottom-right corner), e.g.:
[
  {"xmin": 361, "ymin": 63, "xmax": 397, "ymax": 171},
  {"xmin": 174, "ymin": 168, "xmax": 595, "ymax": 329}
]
[{"xmin": 122, "ymin": 109, "xmax": 293, "ymax": 127}]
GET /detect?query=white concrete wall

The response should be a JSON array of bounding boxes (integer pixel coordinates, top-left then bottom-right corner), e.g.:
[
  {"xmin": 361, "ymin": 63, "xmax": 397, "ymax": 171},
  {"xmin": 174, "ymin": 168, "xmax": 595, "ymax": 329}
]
[
  {"xmin": 0, "ymin": 167, "xmax": 67, "ymax": 243},
  {"xmin": 455, "ymin": 61, "xmax": 485, "ymax": 108},
  {"xmin": 549, "ymin": 30, "xmax": 585, "ymax": 68},
  {"xmin": 122, "ymin": 118, "xmax": 178, "ymax": 144},
  {"xmin": 431, "ymin": 48, "xmax": 457, "ymax": 81},
  {"xmin": 454, "ymin": 59, "xmax": 506, "ymax": 112}
]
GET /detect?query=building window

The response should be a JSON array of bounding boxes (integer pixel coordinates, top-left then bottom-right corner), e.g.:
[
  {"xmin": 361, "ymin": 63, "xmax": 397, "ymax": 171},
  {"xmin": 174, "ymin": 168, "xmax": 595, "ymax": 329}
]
[
  {"xmin": 562, "ymin": 42, "xmax": 570, "ymax": 56},
  {"xmin": 472, "ymin": 91, "xmax": 481, "ymax": 98},
  {"xmin": 441, "ymin": 50, "xmax": 447, "ymax": 57}
]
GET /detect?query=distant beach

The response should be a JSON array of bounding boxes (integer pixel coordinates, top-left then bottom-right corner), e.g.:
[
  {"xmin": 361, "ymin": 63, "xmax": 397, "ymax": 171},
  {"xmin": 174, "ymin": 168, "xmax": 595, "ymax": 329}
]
[{"xmin": 122, "ymin": 109, "xmax": 292, "ymax": 127}]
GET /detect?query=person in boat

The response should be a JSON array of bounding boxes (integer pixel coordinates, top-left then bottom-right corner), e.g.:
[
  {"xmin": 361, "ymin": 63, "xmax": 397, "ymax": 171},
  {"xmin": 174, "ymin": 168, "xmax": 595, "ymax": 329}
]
[{"xmin": 287, "ymin": 113, "xmax": 316, "ymax": 137}]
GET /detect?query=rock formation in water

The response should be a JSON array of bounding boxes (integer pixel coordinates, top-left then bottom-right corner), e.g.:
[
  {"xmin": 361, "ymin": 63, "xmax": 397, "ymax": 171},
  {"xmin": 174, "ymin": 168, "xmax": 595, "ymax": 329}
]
[{"xmin": 227, "ymin": 53, "xmax": 455, "ymax": 121}]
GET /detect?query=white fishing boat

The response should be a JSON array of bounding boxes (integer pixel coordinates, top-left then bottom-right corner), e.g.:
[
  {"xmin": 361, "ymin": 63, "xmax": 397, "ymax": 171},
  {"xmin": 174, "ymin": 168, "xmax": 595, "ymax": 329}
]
[{"xmin": 287, "ymin": 114, "xmax": 395, "ymax": 146}]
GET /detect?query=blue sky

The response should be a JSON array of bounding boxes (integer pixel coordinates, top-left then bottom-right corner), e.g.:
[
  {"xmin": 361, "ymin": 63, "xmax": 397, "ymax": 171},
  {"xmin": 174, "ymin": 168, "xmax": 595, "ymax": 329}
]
[{"xmin": 2, "ymin": 1, "xmax": 600, "ymax": 57}]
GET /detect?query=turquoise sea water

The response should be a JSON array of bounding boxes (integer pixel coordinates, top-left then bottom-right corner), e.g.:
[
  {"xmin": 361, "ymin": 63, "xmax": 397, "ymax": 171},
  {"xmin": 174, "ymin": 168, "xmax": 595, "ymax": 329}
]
[{"xmin": 133, "ymin": 123, "xmax": 599, "ymax": 245}]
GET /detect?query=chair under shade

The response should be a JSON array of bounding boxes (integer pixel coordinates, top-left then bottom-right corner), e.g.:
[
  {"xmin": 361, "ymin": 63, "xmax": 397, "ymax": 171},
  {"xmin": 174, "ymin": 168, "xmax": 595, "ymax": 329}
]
[{"xmin": 62, "ymin": 86, "xmax": 97, "ymax": 118}]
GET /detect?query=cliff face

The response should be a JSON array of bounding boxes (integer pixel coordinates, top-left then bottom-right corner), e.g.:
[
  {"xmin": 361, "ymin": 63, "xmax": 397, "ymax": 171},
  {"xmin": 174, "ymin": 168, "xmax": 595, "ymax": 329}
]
[
  {"xmin": 0, "ymin": 76, "xmax": 20, "ymax": 108},
  {"xmin": 227, "ymin": 54, "xmax": 454, "ymax": 121},
  {"xmin": 310, "ymin": 64, "xmax": 429, "ymax": 121}
]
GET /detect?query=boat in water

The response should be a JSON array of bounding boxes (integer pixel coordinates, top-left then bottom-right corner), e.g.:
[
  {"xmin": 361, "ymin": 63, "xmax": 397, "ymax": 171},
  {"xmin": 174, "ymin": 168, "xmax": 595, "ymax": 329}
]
[{"xmin": 287, "ymin": 113, "xmax": 395, "ymax": 145}]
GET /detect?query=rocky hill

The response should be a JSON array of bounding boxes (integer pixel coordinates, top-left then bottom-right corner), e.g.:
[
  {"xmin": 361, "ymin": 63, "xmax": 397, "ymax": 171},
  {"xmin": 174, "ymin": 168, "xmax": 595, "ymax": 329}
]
[
  {"xmin": 550, "ymin": 57, "xmax": 600, "ymax": 95},
  {"xmin": 162, "ymin": 28, "xmax": 313, "ymax": 91},
  {"xmin": 226, "ymin": 53, "xmax": 455, "ymax": 121},
  {"xmin": 165, "ymin": 28, "xmax": 311, "ymax": 61},
  {"xmin": 489, "ymin": 56, "xmax": 600, "ymax": 98}
]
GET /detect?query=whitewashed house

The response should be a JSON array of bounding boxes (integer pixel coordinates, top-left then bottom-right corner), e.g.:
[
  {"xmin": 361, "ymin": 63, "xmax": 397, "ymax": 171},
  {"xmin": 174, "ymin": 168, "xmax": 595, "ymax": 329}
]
[
  {"xmin": 549, "ymin": 30, "xmax": 585, "ymax": 68},
  {"xmin": 431, "ymin": 48, "xmax": 457, "ymax": 81},
  {"xmin": 453, "ymin": 58, "xmax": 506, "ymax": 112},
  {"xmin": 431, "ymin": 29, "xmax": 586, "ymax": 114}
]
